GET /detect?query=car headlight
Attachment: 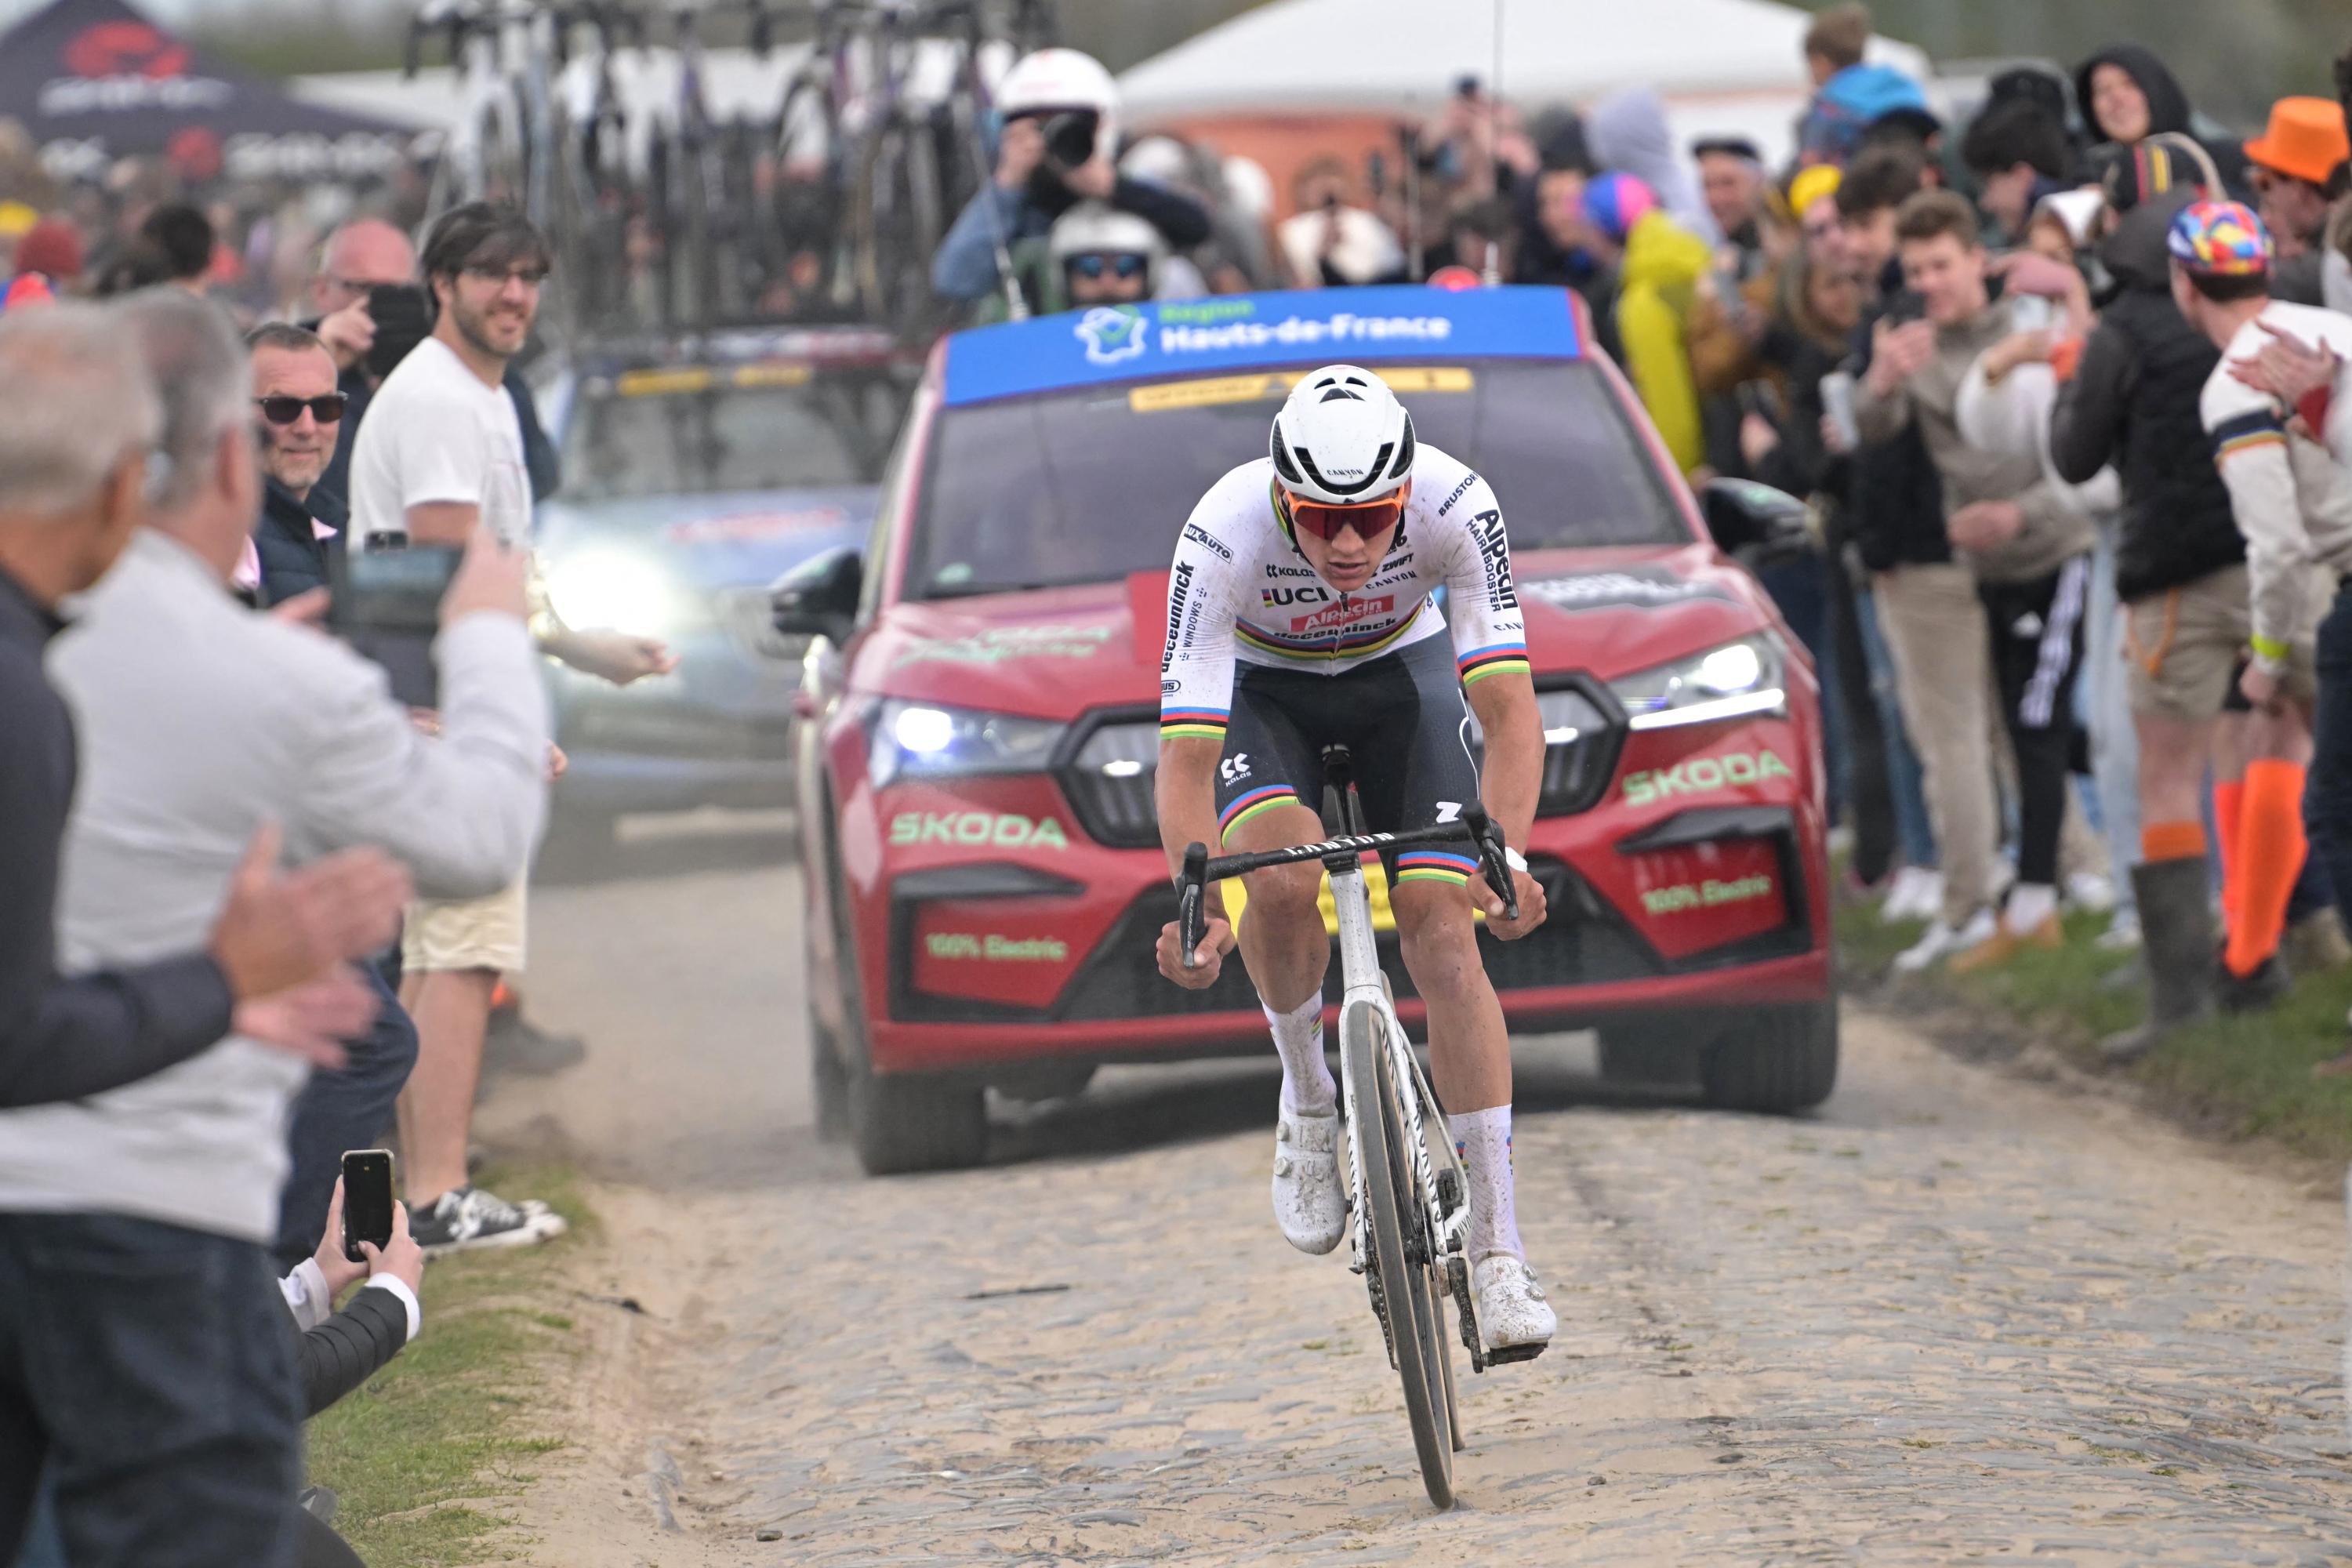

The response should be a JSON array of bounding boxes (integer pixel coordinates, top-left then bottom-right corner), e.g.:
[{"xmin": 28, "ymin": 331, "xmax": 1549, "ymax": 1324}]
[
  {"xmin": 545, "ymin": 550, "xmax": 700, "ymax": 636},
  {"xmin": 1612, "ymin": 635, "xmax": 1787, "ymax": 731},
  {"xmin": 868, "ymin": 700, "xmax": 1065, "ymax": 789}
]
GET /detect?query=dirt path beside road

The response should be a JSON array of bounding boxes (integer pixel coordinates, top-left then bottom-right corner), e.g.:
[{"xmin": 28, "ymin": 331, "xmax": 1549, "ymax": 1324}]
[{"xmin": 475, "ymin": 818, "xmax": 2352, "ymax": 1566}]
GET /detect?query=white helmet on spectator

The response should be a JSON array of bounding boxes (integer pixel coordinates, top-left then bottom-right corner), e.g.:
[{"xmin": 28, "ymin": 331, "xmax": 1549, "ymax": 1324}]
[
  {"xmin": 1269, "ymin": 365, "xmax": 1417, "ymax": 503},
  {"xmin": 1048, "ymin": 202, "xmax": 1165, "ymax": 267},
  {"xmin": 997, "ymin": 47, "xmax": 1119, "ymax": 125}
]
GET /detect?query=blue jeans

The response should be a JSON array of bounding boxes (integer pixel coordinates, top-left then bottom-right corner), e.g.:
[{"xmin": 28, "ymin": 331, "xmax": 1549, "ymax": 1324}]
[
  {"xmin": 0, "ymin": 1214, "xmax": 300, "ymax": 1568},
  {"xmin": 1759, "ymin": 556, "xmax": 1846, "ymax": 824},
  {"xmin": 2305, "ymin": 583, "xmax": 2352, "ymax": 933},
  {"xmin": 1854, "ymin": 583, "xmax": 1936, "ymax": 869},
  {"xmin": 274, "ymin": 960, "xmax": 417, "ymax": 1272}
]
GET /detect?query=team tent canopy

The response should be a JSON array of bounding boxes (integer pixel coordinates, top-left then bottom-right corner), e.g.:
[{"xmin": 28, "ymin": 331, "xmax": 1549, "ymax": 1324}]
[
  {"xmin": 1119, "ymin": 0, "xmax": 1933, "ymax": 184},
  {"xmin": 0, "ymin": 0, "xmax": 423, "ymax": 183}
]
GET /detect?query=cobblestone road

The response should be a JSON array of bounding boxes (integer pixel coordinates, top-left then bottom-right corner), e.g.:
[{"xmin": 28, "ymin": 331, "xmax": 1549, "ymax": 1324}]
[{"xmin": 492, "ymin": 823, "xmax": 2352, "ymax": 1566}]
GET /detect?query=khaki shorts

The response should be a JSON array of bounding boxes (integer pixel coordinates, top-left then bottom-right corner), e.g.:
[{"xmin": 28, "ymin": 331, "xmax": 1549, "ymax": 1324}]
[
  {"xmin": 2124, "ymin": 564, "xmax": 2319, "ymax": 722},
  {"xmin": 401, "ymin": 878, "xmax": 527, "ymax": 975}
]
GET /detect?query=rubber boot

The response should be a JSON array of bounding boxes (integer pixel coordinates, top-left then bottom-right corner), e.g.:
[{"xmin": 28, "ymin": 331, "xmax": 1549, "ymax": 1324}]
[{"xmin": 2101, "ymin": 858, "xmax": 2217, "ymax": 1065}]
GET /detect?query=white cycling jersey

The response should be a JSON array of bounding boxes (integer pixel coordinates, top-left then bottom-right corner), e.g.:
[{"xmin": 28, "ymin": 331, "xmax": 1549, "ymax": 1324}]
[{"xmin": 1158, "ymin": 443, "xmax": 1530, "ymax": 746}]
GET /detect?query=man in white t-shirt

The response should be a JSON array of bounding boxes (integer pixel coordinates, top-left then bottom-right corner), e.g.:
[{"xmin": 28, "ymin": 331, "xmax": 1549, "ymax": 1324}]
[
  {"xmin": 347, "ymin": 204, "xmax": 676, "ymax": 1252},
  {"xmin": 2172, "ymin": 198, "xmax": 2352, "ymax": 1077}
]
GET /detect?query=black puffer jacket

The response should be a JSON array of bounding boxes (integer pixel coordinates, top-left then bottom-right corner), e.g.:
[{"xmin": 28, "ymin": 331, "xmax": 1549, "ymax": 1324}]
[
  {"xmin": 2049, "ymin": 187, "xmax": 2245, "ymax": 602},
  {"xmin": 2072, "ymin": 45, "xmax": 2250, "ymax": 197},
  {"xmin": 1845, "ymin": 258, "xmax": 1948, "ymax": 572}
]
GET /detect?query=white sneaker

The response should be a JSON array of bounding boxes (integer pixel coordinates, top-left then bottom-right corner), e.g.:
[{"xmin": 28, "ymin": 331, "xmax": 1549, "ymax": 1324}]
[
  {"xmin": 1893, "ymin": 907, "xmax": 1998, "ymax": 974},
  {"xmin": 1880, "ymin": 866, "xmax": 1942, "ymax": 924},
  {"xmin": 2065, "ymin": 870, "xmax": 2118, "ymax": 914},
  {"xmin": 1472, "ymin": 1254, "xmax": 1556, "ymax": 1356},
  {"xmin": 1271, "ymin": 1107, "xmax": 1345, "ymax": 1255},
  {"xmin": 2092, "ymin": 907, "xmax": 2143, "ymax": 953}
]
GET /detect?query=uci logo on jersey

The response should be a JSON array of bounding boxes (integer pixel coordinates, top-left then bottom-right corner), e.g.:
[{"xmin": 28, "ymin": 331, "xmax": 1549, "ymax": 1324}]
[{"xmin": 1074, "ymin": 306, "xmax": 1148, "ymax": 367}]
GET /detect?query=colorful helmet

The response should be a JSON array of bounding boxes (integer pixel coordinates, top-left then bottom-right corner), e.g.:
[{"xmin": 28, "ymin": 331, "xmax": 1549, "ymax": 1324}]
[
  {"xmin": 0, "ymin": 273, "xmax": 53, "ymax": 315},
  {"xmin": 1581, "ymin": 171, "xmax": 1658, "ymax": 245},
  {"xmin": 2166, "ymin": 199, "xmax": 2272, "ymax": 278},
  {"xmin": 1269, "ymin": 365, "xmax": 1416, "ymax": 505}
]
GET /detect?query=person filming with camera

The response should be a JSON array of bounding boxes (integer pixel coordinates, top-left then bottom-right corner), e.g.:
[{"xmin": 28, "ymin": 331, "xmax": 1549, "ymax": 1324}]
[{"xmin": 931, "ymin": 47, "xmax": 1210, "ymax": 311}]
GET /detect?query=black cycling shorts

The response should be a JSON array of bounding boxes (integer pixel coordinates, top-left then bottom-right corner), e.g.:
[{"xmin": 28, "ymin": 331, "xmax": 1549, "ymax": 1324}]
[{"xmin": 1212, "ymin": 633, "xmax": 1483, "ymax": 888}]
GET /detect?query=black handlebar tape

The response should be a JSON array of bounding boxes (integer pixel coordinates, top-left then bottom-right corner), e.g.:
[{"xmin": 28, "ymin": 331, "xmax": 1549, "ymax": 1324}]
[{"xmin": 1178, "ymin": 842, "xmax": 1208, "ymax": 971}]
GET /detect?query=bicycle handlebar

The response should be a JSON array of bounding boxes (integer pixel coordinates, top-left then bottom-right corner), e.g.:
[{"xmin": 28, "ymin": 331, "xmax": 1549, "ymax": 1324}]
[{"xmin": 1176, "ymin": 807, "xmax": 1519, "ymax": 971}]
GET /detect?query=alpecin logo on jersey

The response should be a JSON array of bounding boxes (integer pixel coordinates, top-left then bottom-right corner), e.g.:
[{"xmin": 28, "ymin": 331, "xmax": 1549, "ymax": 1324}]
[
  {"xmin": 1074, "ymin": 306, "xmax": 1148, "ymax": 366},
  {"xmin": 1471, "ymin": 510, "xmax": 1516, "ymax": 610},
  {"xmin": 1292, "ymin": 593, "xmax": 1393, "ymax": 633}
]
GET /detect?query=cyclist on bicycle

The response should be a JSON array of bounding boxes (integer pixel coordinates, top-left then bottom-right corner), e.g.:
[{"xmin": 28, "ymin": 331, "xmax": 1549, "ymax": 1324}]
[{"xmin": 1154, "ymin": 365, "xmax": 1556, "ymax": 1356}]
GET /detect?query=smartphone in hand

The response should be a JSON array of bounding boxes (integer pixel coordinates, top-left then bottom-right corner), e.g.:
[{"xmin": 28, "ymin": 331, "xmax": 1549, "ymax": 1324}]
[{"xmin": 341, "ymin": 1149, "xmax": 397, "ymax": 1264}]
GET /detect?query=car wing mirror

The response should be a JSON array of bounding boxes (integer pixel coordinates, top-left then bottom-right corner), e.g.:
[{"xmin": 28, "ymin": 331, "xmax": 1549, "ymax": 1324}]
[
  {"xmin": 771, "ymin": 545, "xmax": 862, "ymax": 647},
  {"xmin": 1699, "ymin": 478, "xmax": 1813, "ymax": 568}
]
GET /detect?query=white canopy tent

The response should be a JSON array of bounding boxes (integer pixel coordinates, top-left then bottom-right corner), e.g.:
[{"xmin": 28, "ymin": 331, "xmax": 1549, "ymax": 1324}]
[{"xmin": 1117, "ymin": 0, "xmax": 1934, "ymax": 166}]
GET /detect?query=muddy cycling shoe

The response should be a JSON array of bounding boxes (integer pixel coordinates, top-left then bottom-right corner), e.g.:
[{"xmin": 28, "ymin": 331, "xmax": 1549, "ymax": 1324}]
[
  {"xmin": 1473, "ymin": 1255, "xmax": 1556, "ymax": 1360},
  {"xmin": 1271, "ymin": 1107, "xmax": 1345, "ymax": 1255}
]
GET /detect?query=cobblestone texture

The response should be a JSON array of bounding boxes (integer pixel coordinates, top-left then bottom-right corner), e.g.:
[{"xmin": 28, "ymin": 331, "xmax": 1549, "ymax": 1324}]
[{"xmin": 507, "ymin": 847, "xmax": 2352, "ymax": 1566}]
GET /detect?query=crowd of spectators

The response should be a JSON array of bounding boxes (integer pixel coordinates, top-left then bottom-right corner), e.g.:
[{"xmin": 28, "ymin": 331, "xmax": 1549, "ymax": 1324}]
[
  {"xmin": 917, "ymin": 17, "xmax": 2352, "ymax": 1070},
  {"xmin": 12, "ymin": 12, "xmax": 2352, "ymax": 1561},
  {"xmin": 0, "ymin": 123, "xmax": 671, "ymax": 1563}
]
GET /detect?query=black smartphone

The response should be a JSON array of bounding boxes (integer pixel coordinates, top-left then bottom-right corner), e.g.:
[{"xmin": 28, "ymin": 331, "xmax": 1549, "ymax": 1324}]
[
  {"xmin": 329, "ymin": 539, "xmax": 463, "ymax": 709},
  {"xmin": 341, "ymin": 1149, "xmax": 396, "ymax": 1264},
  {"xmin": 364, "ymin": 283, "xmax": 431, "ymax": 379},
  {"xmin": 1883, "ymin": 288, "xmax": 1929, "ymax": 327}
]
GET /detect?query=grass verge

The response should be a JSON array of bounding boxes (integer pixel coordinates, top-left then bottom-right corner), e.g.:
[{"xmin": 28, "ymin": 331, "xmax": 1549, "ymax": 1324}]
[
  {"xmin": 1839, "ymin": 898, "xmax": 2352, "ymax": 1166},
  {"xmin": 305, "ymin": 1163, "xmax": 594, "ymax": 1566}
]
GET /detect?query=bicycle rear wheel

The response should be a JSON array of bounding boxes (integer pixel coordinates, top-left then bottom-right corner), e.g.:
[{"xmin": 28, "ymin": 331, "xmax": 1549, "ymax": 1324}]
[{"xmin": 1342, "ymin": 1002, "xmax": 1455, "ymax": 1508}]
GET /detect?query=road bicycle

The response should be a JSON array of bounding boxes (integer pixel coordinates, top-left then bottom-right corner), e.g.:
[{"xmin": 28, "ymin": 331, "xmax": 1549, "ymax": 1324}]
[{"xmin": 1176, "ymin": 747, "xmax": 1533, "ymax": 1510}]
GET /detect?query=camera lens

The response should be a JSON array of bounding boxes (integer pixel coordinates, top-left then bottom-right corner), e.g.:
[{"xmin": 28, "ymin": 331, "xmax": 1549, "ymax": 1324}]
[{"xmin": 1044, "ymin": 111, "xmax": 1098, "ymax": 168}]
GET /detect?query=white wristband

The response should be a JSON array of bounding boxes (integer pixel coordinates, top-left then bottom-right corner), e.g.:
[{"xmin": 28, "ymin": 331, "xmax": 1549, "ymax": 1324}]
[{"xmin": 1504, "ymin": 847, "xmax": 1527, "ymax": 874}]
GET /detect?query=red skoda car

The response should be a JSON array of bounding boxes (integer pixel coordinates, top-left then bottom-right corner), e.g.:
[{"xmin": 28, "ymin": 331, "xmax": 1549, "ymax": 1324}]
[{"xmin": 778, "ymin": 285, "xmax": 1835, "ymax": 1174}]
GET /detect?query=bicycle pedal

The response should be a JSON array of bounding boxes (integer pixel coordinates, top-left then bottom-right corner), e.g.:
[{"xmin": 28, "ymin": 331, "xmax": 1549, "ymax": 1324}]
[{"xmin": 1483, "ymin": 1341, "xmax": 1548, "ymax": 1366}]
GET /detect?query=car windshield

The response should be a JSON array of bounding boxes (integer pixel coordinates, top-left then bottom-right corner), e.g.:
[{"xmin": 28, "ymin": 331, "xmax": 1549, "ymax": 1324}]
[
  {"xmin": 906, "ymin": 359, "xmax": 1684, "ymax": 600},
  {"xmin": 564, "ymin": 368, "xmax": 906, "ymax": 499}
]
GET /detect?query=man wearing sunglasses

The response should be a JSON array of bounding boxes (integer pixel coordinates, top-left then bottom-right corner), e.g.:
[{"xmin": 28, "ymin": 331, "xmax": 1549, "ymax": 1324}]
[
  {"xmin": 245, "ymin": 322, "xmax": 350, "ymax": 608},
  {"xmin": 1153, "ymin": 365, "xmax": 1556, "ymax": 1359}
]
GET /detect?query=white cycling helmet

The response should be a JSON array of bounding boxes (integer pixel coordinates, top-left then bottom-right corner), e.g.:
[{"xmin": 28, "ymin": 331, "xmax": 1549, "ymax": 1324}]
[
  {"xmin": 996, "ymin": 47, "xmax": 1119, "ymax": 122},
  {"xmin": 1047, "ymin": 201, "xmax": 1166, "ymax": 267},
  {"xmin": 1269, "ymin": 365, "xmax": 1417, "ymax": 503}
]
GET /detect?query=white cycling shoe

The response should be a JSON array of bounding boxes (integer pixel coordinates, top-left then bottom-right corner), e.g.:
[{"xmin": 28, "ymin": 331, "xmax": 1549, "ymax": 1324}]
[
  {"xmin": 1473, "ymin": 1254, "xmax": 1556, "ymax": 1358},
  {"xmin": 1271, "ymin": 1106, "xmax": 1345, "ymax": 1255}
]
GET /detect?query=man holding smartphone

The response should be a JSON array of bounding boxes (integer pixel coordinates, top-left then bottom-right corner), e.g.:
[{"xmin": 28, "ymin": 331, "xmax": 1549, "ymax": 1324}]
[
  {"xmin": 931, "ymin": 47, "xmax": 1210, "ymax": 311},
  {"xmin": 348, "ymin": 204, "xmax": 674, "ymax": 1254}
]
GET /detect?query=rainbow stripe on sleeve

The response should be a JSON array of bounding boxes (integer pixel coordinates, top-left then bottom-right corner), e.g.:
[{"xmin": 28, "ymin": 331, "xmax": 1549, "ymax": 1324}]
[
  {"xmin": 1393, "ymin": 848, "xmax": 1477, "ymax": 886},
  {"xmin": 1220, "ymin": 786, "xmax": 1298, "ymax": 834},
  {"xmin": 1160, "ymin": 706, "xmax": 1229, "ymax": 742},
  {"xmin": 1457, "ymin": 641, "xmax": 1532, "ymax": 687},
  {"xmin": 2212, "ymin": 408, "xmax": 2288, "ymax": 463}
]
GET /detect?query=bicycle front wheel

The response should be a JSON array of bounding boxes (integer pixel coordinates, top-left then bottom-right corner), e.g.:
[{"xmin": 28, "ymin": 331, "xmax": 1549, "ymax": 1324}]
[{"xmin": 1342, "ymin": 1002, "xmax": 1455, "ymax": 1508}]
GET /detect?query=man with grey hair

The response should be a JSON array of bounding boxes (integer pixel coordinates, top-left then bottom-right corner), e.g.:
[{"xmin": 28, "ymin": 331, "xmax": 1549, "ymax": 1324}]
[
  {"xmin": 0, "ymin": 301, "xmax": 397, "ymax": 1110},
  {"xmin": 0, "ymin": 289, "xmax": 551, "ymax": 1568}
]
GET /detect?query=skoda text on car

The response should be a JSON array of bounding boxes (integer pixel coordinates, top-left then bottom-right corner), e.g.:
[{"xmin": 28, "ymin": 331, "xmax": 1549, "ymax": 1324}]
[
  {"xmin": 533, "ymin": 328, "xmax": 914, "ymax": 837},
  {"xmin": 780, "ymin": 285, "xmax": 1835, "ymax": 1174}
]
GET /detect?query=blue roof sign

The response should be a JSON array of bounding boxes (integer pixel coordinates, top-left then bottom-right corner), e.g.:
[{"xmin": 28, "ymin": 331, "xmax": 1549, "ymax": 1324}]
[{"xmin": 939, "ymin": 283, "xmax": 1584, "ymax": 407}]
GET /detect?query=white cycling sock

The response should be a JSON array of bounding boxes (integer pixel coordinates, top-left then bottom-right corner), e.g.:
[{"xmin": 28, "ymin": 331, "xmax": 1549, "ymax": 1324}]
[
  {"xmin": 1451, "ymin": 1105, "xmax": 1523, "ymax": 1261},
  {"xmin": 1267, "ymin": 993, "xmax": 1335, "ymax": 1114}
]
